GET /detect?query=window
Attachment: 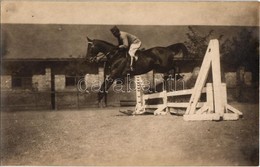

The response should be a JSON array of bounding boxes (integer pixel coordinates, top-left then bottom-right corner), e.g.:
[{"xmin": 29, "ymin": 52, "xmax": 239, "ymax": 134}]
[
  {"xmin": 65, "ymin": 76, "xmax": 76, "ymax": 87},
  {"xmin": 12, "ymin": 76, "xmax": 32, "ymax": 89},
  {"xmin": 65, "ymin": 75, "xmax": 85, "ymax": 88},
  {"xmin": 12, "ymin": 77, "xmax": 22, "ymax": 88}
]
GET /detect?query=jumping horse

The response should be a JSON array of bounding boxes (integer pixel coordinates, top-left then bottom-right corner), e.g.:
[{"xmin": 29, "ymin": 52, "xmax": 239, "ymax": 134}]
[{"xmin": 85, "ymin": 37, "xmax": 188, "ymax": 106}]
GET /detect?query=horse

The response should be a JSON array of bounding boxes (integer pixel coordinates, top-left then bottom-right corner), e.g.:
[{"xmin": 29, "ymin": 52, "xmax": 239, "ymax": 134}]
[
  {"xmin": 167, "ymin": 43, "xmax": 188, "ymax": 59},
  {"xmin": 85, "ymin": 37, "xmax": 188, "ymax": 106}
]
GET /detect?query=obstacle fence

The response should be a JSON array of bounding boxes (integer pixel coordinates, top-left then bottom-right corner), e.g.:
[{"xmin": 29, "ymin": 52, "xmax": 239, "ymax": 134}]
[{"xmin": 133, "ymin": 39, "xmax": 243, "ymax": 121}]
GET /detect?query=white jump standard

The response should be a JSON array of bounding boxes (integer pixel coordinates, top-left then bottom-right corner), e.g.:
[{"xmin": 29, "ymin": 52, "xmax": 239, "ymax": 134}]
[{"xmin": 133, "ymin": 39, "xmax": 243, "ymax": 121}]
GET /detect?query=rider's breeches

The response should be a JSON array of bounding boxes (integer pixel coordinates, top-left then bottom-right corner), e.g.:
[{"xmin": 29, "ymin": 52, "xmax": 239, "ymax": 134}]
[{"xmin": 128, "ymin": 41, "xmax": 142, "ymax": 57}]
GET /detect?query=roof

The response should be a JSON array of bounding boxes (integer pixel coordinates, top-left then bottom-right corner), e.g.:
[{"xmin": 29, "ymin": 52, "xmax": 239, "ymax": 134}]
[
  {"xmin": 0, "ymin": 24, "xmax": 190, "ymax": 59},
  {"xmin": 2, "ymin": 24, "xmax": 101, "ymax": 59},
  {"xmin": 1, "ymin": 24, "xmax": 257, "ymax": 60}
]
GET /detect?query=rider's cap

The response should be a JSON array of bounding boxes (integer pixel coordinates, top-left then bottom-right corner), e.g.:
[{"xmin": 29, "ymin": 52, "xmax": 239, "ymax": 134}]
[{"xmin": 110, "ymin": 26, "xmax": 120, "ymax": 33}]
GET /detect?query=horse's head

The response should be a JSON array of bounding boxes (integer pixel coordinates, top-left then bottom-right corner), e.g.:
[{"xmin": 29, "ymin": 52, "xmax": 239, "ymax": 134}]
[
  {"xmin": 86, "ymin": 37, "xmax": 101, "ymax": 63},
  {"xmin": 86, "ymin": 37, "xmax": 118, "ymax": 63}
]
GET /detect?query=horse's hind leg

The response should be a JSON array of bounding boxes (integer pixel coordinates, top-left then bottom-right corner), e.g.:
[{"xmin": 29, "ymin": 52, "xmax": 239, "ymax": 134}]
[
  {"xmin": 97, "ymin": 92, "xmax": 104, "ymax": 108},
  {"xmin": 98, "ymin": 97, "xmax": 106, "ymax": 108},
  {"xmin": 163, "ymin": 68, "xmax": 178, "ymax": 91}
]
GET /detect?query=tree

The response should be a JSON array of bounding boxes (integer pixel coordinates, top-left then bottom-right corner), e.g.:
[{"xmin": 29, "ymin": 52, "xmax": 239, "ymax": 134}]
[
  {"xmin": 221, "ymin": 28, "xmax": 259, "ymax": 83},
  {"xmin": 184, "ymin": 26, "xmax": 215, "ymax": 58}
]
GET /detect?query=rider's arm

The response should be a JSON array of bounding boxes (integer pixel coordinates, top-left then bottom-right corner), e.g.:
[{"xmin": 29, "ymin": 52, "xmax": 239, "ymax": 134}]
[{"xmin": 117, "ymin": 37, "xmax": 123, "ymax": 46}]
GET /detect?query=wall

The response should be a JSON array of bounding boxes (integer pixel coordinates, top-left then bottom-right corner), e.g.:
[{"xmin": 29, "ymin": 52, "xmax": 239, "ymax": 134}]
[
  {"xmin": 32, "ymin": 75, "xmax": 48, "ymax": 91},
  {"xmin": 55, "ymin": 75, "xmax": 65, "ymax": 91},
  {"xmin": 54, "ymin": 71, "xmax": 102, "ymax": 109},
  {"xmin": 0, "ymin": 69, "xmax": 256, "ymax": 110},
  {"xmin": 1, "ymin": 75, "xmax": 12, "ymax": 90},
  {"xmin": 30, "ymin": 68, "xmax": 52, "ymax": 91},
  {"xmin": 1, "ymin": 68, "xmax": 52, "ymax": 111}
]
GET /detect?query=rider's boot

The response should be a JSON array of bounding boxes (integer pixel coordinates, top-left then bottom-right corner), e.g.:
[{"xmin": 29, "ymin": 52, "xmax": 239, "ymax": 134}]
[
  {"xmin": 134, "ymin": 55, "xmax": 138, "ymax": 61},
  {"xmin": 130, "ymin": 56, "xmax": 134, "ymax": 71}
]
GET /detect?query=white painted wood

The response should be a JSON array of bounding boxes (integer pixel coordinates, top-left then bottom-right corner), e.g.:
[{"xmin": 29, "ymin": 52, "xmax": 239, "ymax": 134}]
[
  {"xmin": 226, "ymin": 104, "xmax": 243, "ymax": 115},
  {"xmin": 154, "ymin": 105, "xmax": 167, "ymax": 115},
  {"xmin": 211, "ymin": 39, "xmax": 224, "ymax": 116},
  {"xmin": 206, "ymin": 83, "xmax": 214, "ymax": 113},
  {"xmin": 196, "ymin": 105, "xmax": 209, "ymax": 114},
  {"xmin": 143, "ymin": 92, "xmax": 165, "ymax": 99},
  {"xmin": 166, "ymin": 87, "xmax": 207, "ymax": 97},
  {"xmin": 131, "ymin": 40, "xmax": 242, "ymax": 121},
  {"xmin": 185, "ymin": 40, "xmax": 214, "ymax": 115},
  {"xmin": 167, "ymin": 102, "xmax": 205, "ymax": 108},
  {"xmin": 135, "ymin": 76, "xmax": 144, "ymax": 114},
  {"xmin": 223, "ymin": 113, "xmax": 239, "ymax": 120}
]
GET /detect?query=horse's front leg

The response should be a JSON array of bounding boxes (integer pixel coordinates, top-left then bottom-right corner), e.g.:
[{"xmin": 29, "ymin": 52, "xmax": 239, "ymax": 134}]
[{"xmin": 98, "ymin": 76, "xmax": 114, "ymax": 107}]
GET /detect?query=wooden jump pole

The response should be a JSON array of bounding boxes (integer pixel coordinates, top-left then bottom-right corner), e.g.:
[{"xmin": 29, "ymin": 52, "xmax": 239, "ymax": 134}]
[
  {"xmin": 184, "ymin": 39, "xmax": 242, "ymax": 121},
  {"xmin": 132, "ymin": 39, "xmax": 242, "ymax": 121}
]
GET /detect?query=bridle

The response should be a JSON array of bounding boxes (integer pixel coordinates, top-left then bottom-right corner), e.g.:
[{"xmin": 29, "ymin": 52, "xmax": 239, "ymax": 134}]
[
  {"xmin": 88, "ymin": 42, "xmax": 119, "ymax": 63},
  {"xmin": 88, "ymin": 51, "xmax": 108, "ymax": 63}
]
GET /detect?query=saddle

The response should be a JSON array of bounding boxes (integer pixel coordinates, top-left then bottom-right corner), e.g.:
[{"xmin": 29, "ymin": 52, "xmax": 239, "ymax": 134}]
[{"xmin": 120, "ymin": 49, "xmax": 140, "ymax": 61}]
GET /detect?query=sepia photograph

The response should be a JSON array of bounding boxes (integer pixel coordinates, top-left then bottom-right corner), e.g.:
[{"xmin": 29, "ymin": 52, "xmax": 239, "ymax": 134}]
[{"xmin": 0, "ymin": 1, "xmax": 259, "ymax": 166}]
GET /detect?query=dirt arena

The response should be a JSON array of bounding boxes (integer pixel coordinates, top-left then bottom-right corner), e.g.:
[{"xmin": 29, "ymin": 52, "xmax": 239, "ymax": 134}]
[{"xmin": 1, "ymin": 102, "xmax": 259, "ymax": 166}]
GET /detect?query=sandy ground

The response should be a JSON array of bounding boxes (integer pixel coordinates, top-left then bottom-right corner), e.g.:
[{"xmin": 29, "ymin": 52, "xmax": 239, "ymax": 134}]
[{"xmin": 0, "ymin": 102, "xmax": 259, "ymax": 166}]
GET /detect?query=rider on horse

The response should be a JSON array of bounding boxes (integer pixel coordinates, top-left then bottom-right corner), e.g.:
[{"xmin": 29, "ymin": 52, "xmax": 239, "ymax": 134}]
[{"xmin": 110, "ymin": 26, "xmax": 142, "ymax": 71}]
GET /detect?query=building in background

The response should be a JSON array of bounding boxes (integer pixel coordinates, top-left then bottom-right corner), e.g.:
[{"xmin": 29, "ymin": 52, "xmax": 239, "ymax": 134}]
[{"xmin": 1, "ymin": 24, "xmax": 256, "ymax": 111}]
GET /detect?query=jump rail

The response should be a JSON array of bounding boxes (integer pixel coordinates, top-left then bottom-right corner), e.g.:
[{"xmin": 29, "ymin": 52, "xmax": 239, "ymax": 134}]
[{"xmin": 133, "ymin": 39, "xmax": 242, "ymax": 121}]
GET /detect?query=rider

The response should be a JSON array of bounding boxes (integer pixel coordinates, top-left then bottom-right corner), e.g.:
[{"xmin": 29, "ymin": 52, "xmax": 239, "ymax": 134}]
[{"xmin": 110, "ymin": 26, "xmax": 142, "ymax": 71}]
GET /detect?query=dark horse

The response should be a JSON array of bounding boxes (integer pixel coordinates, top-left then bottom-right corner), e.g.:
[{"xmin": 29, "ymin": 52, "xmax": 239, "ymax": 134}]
[
  {"xmin": 86, "ymin": 37, "xmax": 188, "ymax": 106},
  {"xmin": 167, "ymin": 43, "xmax": 188, "ymax": 59}
]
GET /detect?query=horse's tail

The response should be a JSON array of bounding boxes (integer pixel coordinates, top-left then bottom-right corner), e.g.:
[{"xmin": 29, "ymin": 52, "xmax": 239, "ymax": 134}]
[
  {"xmin": 167, "ymin": 43, "xmax": 189, "ymax": 58},
  {"xmin": 179, "ymin": 43, "xmax": 189, "ymax": 58}
]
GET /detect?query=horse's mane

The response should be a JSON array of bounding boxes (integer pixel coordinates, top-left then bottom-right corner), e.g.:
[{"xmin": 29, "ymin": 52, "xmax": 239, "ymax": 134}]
[
  {"xmin": 94, "ymin": 39, "xmax": 126, "ymax": 60},
  {"xmin": 94, "ymin": 39, "xmax": 116, "ymax": 47}
]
